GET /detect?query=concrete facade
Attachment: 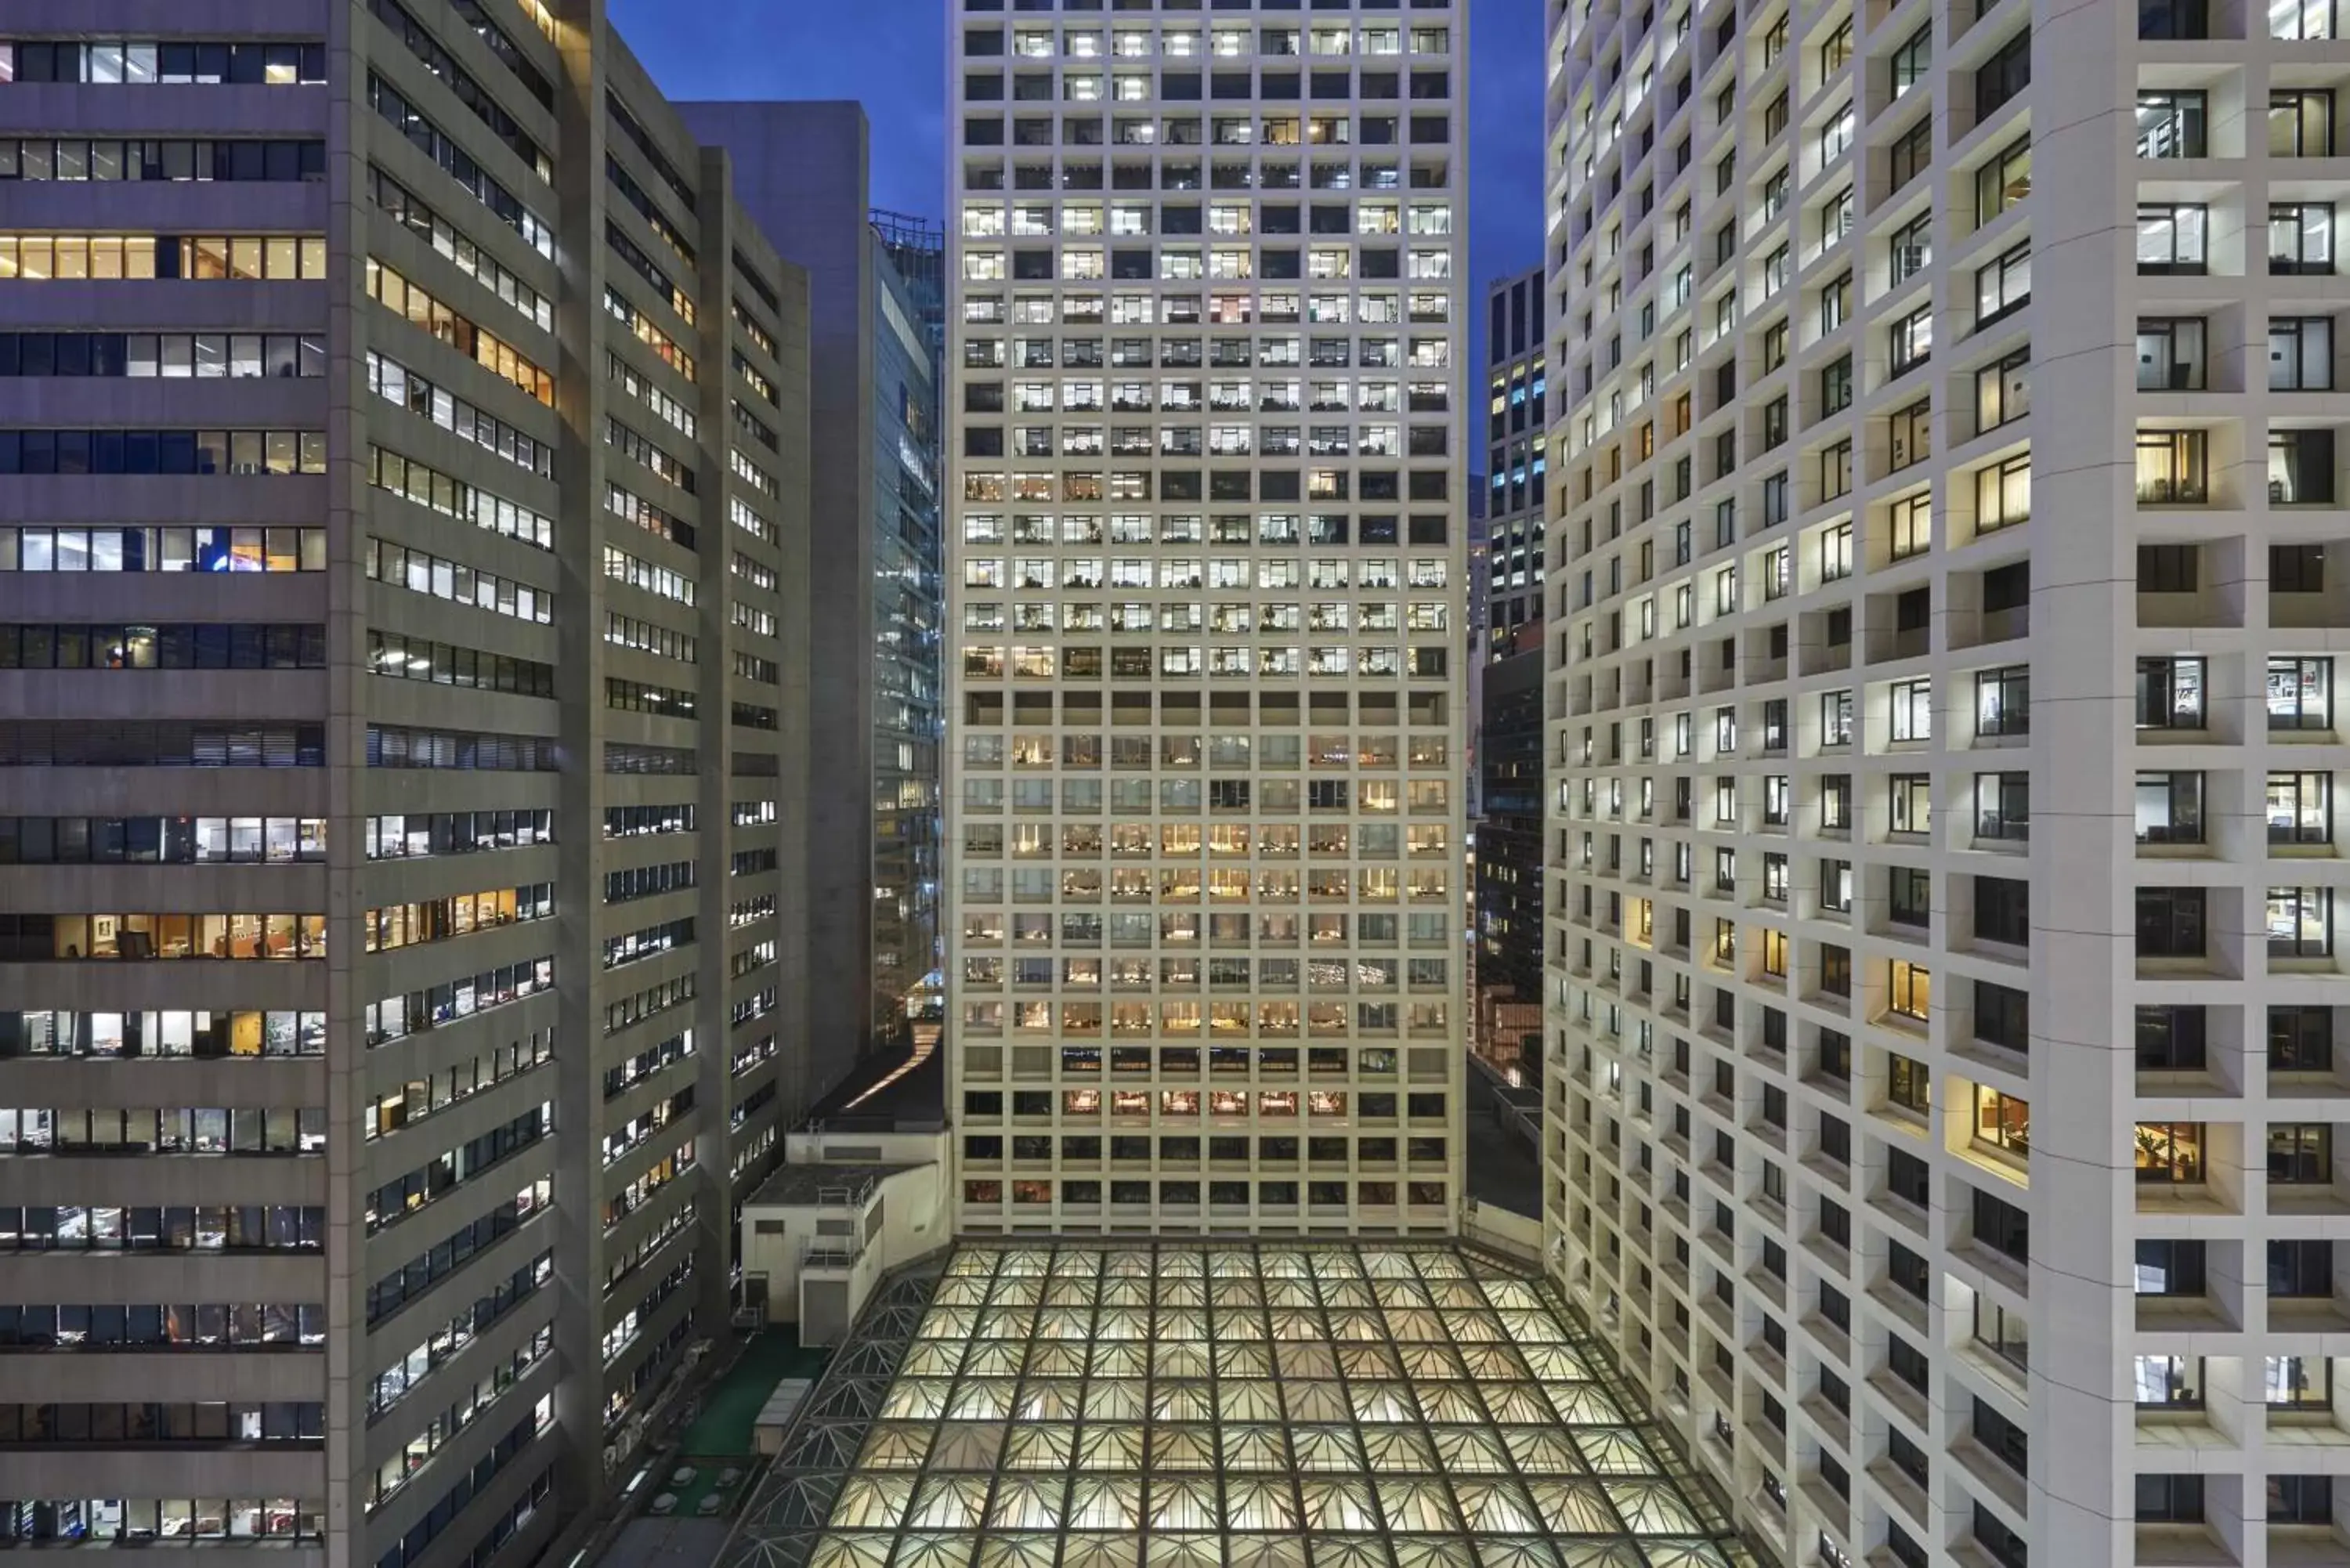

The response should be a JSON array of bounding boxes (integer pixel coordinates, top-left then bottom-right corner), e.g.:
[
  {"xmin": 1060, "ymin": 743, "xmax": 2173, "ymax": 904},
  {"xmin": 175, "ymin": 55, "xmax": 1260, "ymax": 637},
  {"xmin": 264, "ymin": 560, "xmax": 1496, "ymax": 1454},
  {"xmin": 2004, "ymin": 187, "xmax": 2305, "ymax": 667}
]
[
  {"xmin": 945, "ymin": 0, "xmax": 1472, "ymax": 1235},
  {"xmin": 678, "ymin": 102, "xmax": 947, "ymax": 1072},
  {"xmin": 1546, "ymin": 2, "xmax": 2350, "ymax": 1566},
  {"xmin": 0, "ymin": 5, "xmax": 810, "ymax": 1565}
]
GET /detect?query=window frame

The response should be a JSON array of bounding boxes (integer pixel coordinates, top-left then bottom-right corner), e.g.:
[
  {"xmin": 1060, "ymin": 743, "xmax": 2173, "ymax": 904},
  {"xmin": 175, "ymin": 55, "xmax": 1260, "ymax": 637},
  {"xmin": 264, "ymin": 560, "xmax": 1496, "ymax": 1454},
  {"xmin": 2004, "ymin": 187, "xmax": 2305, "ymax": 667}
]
[
  {"xmin": 1976, "ymin": 347, "xmax": 2030, "ymax": 433},
  {"xmin": 2135, "ymin": 89, "xmax": 2208, "ymax": 159},
  {"xmin": 1974, "ymin": 771, "xmax": 2028, "ymax": 841},
  {"xmin": 2137, "ymin": 202, "xmax": 2209, "ymax": 275},
  {"xmin": 1973, "ymin": 240, "xmax": 2032, "ymax": 330},
  {"xmin": 2269, "ymin": 314, "xmax": 2334, "ymax": 391},
  {"xmin": 1973, "ymin": 137, "xmax": 2031, "ymax": 227}
]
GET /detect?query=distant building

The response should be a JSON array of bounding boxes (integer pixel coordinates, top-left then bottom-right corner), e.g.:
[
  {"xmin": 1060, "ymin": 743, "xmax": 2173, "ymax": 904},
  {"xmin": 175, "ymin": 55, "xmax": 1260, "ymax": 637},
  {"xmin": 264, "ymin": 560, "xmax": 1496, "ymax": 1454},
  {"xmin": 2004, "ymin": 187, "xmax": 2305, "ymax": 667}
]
[
  {"xmin": 1483, "ymin": 266, "xmax": 1546, "ymax": 653},
  {"xmin": 1474, "ymin": 267, "xmax": 1546, "ymax": 1071},
  {"xmin": 678, "ymin": 103, "xmax": 947, "ymax": 1065},
  {"xmin": 873, "ymin": 208, "xmax": 946, "ymax": 356},
  {"xmin": 1477, "ymin": 644, "xmax": 1545, "ymax": 1078}
]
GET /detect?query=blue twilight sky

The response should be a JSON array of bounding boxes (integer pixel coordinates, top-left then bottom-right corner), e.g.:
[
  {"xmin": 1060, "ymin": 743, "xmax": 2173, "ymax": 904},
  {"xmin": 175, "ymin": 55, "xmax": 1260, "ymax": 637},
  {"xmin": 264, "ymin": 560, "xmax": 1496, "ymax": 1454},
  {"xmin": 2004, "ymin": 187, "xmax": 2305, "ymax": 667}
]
[{"xmin": 606, "ymin": 0, "xmax": 1547, "ymax": 297}]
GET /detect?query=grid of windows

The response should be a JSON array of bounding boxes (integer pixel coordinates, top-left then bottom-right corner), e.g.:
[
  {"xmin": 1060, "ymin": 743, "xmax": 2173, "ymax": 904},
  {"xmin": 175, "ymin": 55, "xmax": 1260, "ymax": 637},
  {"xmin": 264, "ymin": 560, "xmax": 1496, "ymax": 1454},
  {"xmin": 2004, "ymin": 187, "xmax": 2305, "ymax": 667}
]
[
  {"xmin": 1546, "ymin": 1, "xmax": 2350, "ymax": 1565},
  {"xmin": 0, "ymin": 5, "xmax": 800, "ymax": 1565},
  {"xmin": 949, "ymin": 1, "xmax": 1466, "ymax": 1231}
]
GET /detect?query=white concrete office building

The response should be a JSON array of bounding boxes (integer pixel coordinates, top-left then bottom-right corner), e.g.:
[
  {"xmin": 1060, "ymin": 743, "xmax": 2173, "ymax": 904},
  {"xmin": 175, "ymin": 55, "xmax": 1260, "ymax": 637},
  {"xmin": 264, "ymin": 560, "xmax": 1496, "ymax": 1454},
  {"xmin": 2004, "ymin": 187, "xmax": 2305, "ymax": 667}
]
[
  {"xmin": 1544, "ymin": 0, "xmax": 2350, "ymax": 1565},
  {"xmin": 946, "ymin": 0, "xmax": 1471, "ymax": 1235}
]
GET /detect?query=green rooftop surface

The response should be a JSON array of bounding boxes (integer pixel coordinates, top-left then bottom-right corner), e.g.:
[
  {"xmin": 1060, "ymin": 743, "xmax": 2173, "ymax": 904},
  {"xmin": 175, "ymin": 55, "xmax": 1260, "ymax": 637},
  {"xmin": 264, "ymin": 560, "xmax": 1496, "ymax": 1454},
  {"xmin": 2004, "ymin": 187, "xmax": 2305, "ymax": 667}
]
[{"xmin": 647, "ymin": 1330, "xmax": 833, "ymax": 1521}]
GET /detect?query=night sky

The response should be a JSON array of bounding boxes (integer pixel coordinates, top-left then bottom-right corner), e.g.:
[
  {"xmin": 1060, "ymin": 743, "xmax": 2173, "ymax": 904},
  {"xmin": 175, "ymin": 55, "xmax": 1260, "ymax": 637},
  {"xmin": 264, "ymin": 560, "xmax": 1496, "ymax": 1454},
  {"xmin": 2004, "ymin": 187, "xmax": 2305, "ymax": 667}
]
[{"xmin": 607, "ymin": 0, "xmax": 1547, "ymax": 295}]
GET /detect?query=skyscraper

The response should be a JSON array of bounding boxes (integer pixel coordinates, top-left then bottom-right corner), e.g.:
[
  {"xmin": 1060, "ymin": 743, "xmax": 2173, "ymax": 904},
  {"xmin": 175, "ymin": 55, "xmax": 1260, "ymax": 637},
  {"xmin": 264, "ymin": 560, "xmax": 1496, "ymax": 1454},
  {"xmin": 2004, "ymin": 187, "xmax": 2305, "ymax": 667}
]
[
  {"xmin": 1482, "ymin": 263, "xmax": 1547, "ymax": 653},
  {"xmin": 678, "ymin": 101, "xmax": 948, "ymax": 1067},
  {"xmin": 946, "ymin": 2, "xmax": 1471, "ymax": 1234},
  {"xmin": 1546, "ymin": 2, "xmax": 2350, "ymax": 1565},
  {"xmin": 1475, "ymin": 265, "xmax": 1548, "ymax": 1076},
  {"xmin": 0, "ymin": 4, "xmax": 810, "ymax": 1560}
]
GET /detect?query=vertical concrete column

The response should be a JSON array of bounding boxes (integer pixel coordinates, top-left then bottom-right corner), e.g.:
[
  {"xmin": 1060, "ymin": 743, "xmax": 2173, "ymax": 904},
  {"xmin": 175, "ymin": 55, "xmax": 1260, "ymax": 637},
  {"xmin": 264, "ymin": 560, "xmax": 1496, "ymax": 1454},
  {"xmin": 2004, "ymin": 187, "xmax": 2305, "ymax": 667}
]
[
  {"xmin": 2027, "ymin": 2, "xmax": 2144, "ymax": 1563},
  {"xmin": 323, "ymin": 2, "xmax": 370, "ymax": 1563},
  {"xmin": 551, "ymin": 0, "xmax": 612, "ymax": 1518}
]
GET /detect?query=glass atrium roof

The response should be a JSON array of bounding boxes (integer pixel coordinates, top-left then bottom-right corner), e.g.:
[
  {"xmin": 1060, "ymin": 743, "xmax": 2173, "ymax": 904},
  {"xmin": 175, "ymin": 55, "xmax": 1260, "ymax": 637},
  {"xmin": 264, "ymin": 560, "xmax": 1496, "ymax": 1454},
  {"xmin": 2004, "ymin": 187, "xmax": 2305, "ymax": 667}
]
[{"xmin": 721, "ymin": 1242, "xmax": 1759, "ymax": 1568}]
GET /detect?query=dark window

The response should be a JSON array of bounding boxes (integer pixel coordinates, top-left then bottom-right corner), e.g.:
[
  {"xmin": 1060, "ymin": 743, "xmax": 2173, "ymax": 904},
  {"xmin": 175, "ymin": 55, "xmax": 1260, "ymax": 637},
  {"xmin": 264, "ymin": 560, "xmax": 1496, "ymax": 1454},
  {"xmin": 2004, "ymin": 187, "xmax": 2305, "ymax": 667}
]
[
  {"xmin": 1974, "ymin": 1186, "xmax": 2029, "ymax": 1263},
  {"xmin": 1975, "ymin": 981, "xmax": 2028, "ymax": 1053},
  {"xmin": 1975, "ymin": 876, "xmax": 2029, "ymax": 945},
  {"xmin": 2139, "ymin": 0, "xmax": 2209, "ymax": 39},
  {"xmin": 1889, "ymin": 117, "xmax": 1933, "ymax": 192},
  {"xmin": 1886, "ymin": 1335, "xmax": 1929, "ymax": 1394},
  {"xmin": 1888, "ymin": 1241, "xmax": 1929, "ymax": 1302},
  {"xmin": 2272, "ymin": 1006, "xmax": 2334, "ymax": 1071},
  {"xmin": 2135, "ymin": 1238, "xmax": 2206, "ymax": 1295},
  {"xmin": 1819, "ymin": 1115, "xmax": 1850, "ymax": 1165},
  {"xmin": 1818, "ymin": 1028, "xmax": 1852, "ymax": 1080},
  {"xmin": 2270, "ymin": 1476, "xmax": 2333, "ymax": 1524},
  {"xmin": 2138, "ymin": 544, "xmax": 2200, "ymax": 594},
  {"xmin": 1888, "ymin": 866, "xmax": 1930, "ymax": 927},
  {"xmin": 1972, "ymin": 1398, "xmax": 2027, "ymax": 1475},
  {"xmin": 1974, "ymin": 29, "xmax": 2031, "ymax": 121},
  {"xmin": 2135, "ymin": 887, "xmax": 2207, "ymax": 956},
  {"xmin": 2137, "ymin": 1006, "xmax": 2207, "ymax": 1071},
  {"xmin": 2135, "ymin": 1475, "xmax": 2204, "ymax": 1524},
  {"xmin": 2269, "ymin": 1123, "xmax": 2332, "ymax": 1184},
  {"xmin": 2270, "ymin": 1238, "xmax": 2334, "ymax": 1298},
  {"xmin": 1887, "ymin": 1147, "xmax": 1929, "ymax": 1206},
  {"xmin": 2273, "ymin": 544, "xmax": 2327, "ymax": 594}
]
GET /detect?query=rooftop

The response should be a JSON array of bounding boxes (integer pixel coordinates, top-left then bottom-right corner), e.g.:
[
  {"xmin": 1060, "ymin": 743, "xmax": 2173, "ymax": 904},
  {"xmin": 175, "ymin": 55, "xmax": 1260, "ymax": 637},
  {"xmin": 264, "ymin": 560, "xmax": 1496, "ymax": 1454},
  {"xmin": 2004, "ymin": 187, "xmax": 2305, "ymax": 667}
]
[
  {"xmin": 804, "ymin": 1024, "xmax": 945, "ymax": 1130},
  {"xmin": 715, "ymin": 1241, "xmax": 1762, "ymax": 1568},
  {"xmin": 749, "ymin": 1164, "xmax": 926, "ymax": 1208}
]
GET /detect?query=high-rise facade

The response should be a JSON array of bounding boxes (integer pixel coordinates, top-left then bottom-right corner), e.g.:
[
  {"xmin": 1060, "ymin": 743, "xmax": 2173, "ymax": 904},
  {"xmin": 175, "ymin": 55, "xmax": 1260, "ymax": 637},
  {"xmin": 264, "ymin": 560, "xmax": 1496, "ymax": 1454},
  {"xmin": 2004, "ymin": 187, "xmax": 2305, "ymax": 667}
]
[
  {"xmin": 1483, "ymin": 262, "xmax": 1547, "ymax": 652},
  {"xmin": 1546, "ymin": 2, "xmax": 2350, "ymax": 1566},
  {"xmin": 0, "ymin": 4, "xmax": 810, "ymax": 1563},
  {"xmin": 870, "ymin": 248, "xmax": 947, "ymax": 1041},
  {"xmin": 1475, "ymin": 266, "xmax": 1549, "ymax": 1072},
  {"xmin": 874, "ymin": 209, "xmax": 949, "ymax": 359},
  {"xmin": 872, "ymin": 215, "xmax": 950, "ymax": 1040},
  {"xmin": 678, "ymin": 102, "xmax": 947, "ymax": 1064},
  {"xmin": 947, "ymin": 1, "xmax": 1470, "ymax": 1234}
]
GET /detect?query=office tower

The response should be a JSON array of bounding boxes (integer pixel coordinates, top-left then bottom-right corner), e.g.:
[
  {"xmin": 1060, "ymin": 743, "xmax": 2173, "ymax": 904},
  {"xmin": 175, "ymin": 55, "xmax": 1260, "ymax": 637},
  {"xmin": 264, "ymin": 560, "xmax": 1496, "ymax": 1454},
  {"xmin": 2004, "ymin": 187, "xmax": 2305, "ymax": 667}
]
[
  {"xmin": 1546, "ymin": 0, "xmax": 2350, "ymax": 1565},
  {"xmin": 870, "ymin": 211, "xmax": 952, "ymax": 1038},
  {"xmin": 873, "ymin": 208, "xmax": 949, "ymax": 361},
  {"xmin": 1475, "ymin": 266, "xmax": 1547, "ymax": 1075},
  {"xmin": 946, "ymin": 1, "xmax": 1470, "ymax": 1234},
  {"xmin": 1476, "ymin": 648, "xmax": 1544, "ymax": 1078},
  {"xmin": 1484, "ymin": 263, "xmax": 1548, "ymax": 653},
  {"xmin": 867, "ymin": 240, "xmax": 948, "ymax": 1045},
  {"xmin": 679, "ymin": 101, "xmax": 947, "ymax": 1068},
  {"xmin": 0, "ymin": 4, "xmax": 810, "ymax": 1561}
]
